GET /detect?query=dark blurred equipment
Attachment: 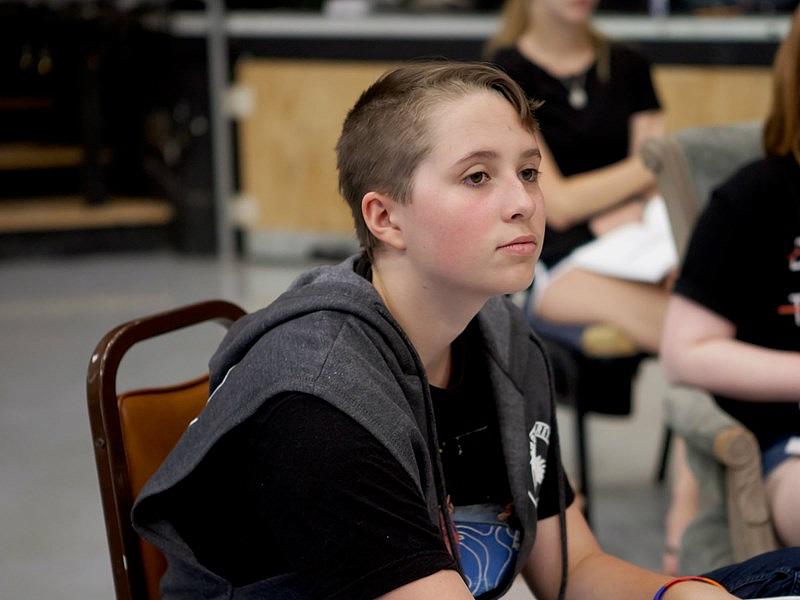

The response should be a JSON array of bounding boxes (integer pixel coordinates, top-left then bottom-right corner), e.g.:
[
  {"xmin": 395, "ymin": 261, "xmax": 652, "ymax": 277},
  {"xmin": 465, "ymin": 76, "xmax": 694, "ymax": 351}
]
[
  {"xmin": 598, "ymin": 0, "xmax": 650, "ymax": 12},
  {"xmin": 1, "ymin": 4, "xmax": 167, "ymax": 198},
  {"xmin": 670, "ymin": 0, "xmax": 798, "ymax": 13},
  {"xmin": 0, "ymin": 2, "xmax": 216, "ymax": 256}
]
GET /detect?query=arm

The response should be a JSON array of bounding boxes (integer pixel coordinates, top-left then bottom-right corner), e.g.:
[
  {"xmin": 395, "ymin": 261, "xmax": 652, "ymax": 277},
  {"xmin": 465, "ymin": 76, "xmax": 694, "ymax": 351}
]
[
  {"xmin": 588, "ymin": 198, "xmax": 646, "ymax": 236},
  {"xmin": 539, "ymin": 111, "xmax": 664, "ymax": 232},
  {"xmin": 524, "ymin": 504, "xmax": 737, "ymax": 600},
  {"xmin": 586, "ymin": 110, "xmax": 667, "ymax": 236},
  {"xmin": 538, "ymin": 136, "xmax": 654, "ymax": 231},
  {"xmin": 377, "ymin": 570, "xmax": 472, "ymax": 599},
  {"xmin": 629, "ymin": 110, "xmax": 666, "ymax": 155},
  {"xmin": 660, "ymin": 294, "xmax": 800, "ymax": 401}
]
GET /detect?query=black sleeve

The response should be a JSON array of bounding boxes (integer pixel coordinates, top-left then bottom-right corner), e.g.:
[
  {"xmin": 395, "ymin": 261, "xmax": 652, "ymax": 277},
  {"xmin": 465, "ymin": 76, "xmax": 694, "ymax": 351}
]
[
  {"xmin": 674, "ymin": 186, "xmax": 753, "ymax": 325},
  {"xmin": 616, "ymin": 45, "xmax": 661, "ymax": 114},
  {"xmin": 534, "ymin": 428, "xmax": 575, "ymax": 520},
  {"xmin": 247, "ymin": 392, "xmax": 456, "ymax": 600}
]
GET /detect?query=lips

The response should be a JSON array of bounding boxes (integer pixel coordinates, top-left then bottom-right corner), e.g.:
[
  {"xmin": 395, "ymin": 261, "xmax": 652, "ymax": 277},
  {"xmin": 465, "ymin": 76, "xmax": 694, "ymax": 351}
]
[{"xmin": 498, "ymin": 234, "xmax": 537, "ymax": 249}]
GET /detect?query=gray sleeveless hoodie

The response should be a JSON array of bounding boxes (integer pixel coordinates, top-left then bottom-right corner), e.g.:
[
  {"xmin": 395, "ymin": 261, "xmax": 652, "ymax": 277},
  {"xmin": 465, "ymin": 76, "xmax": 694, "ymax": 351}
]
[{"xmin": 132, "ymin": 256, "xmax": 567, "ymax": 599}]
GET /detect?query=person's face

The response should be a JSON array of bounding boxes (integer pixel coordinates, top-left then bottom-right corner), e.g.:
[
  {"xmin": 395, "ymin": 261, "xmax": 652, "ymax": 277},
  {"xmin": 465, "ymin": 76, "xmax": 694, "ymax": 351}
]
[
  {"xmin": 393, "ymin": 90, "xmax": 545, "ymax": 301},
  {"xmin": 530, "ymin": 0, "xmax": 597, "ymax": 27}
]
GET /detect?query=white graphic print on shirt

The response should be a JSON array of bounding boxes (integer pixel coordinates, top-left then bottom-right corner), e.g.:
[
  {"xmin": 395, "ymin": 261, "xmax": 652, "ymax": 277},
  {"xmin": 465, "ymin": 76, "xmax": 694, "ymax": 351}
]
[
  {"xmin": 778, "ymin": 237, "xmax": 800, "ymax": 327},
  {"xmin": 527, "ymin": 421, "xmax": 550, "ymax": 506},
  {"xmin": 789, "ymin": 237, "xmax": 800, "ymax": 272}
]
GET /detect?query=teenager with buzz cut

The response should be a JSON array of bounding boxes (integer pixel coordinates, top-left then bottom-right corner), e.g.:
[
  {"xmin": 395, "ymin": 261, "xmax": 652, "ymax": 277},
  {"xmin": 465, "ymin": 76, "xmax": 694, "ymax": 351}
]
[{"xmin": 133, "ymin": 62, "xmax": 800, "ymax": 600}]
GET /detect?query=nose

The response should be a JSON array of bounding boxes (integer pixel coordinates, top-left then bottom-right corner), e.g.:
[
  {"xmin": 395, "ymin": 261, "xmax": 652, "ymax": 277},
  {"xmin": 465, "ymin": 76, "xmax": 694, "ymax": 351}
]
[{"xmin": 503, "ymin": 178, "xmax": 539, "ymax": 222}]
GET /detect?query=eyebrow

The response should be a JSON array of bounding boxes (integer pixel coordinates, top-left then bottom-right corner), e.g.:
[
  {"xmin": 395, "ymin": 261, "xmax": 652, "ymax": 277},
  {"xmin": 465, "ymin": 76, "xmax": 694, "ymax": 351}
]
[{"xmin": 453, "ymin": 147, "xmax": 541, "ymax": 168}]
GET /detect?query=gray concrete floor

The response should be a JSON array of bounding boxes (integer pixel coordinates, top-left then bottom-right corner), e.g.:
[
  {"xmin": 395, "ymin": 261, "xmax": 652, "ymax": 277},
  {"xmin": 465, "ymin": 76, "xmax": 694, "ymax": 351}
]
[{"xmin": 0, "ymin": 251, "xmax": 671, "ymax": 599}]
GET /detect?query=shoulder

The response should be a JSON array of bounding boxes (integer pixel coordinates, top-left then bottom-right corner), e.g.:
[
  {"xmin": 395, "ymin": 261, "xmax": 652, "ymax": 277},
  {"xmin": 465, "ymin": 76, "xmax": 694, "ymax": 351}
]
[
  {"xmin": 693, "ymin": 156, "xmax": 798, "ymax": 240},
  {"xmin": 490, "ymin": 46, "xmax": 542, "ymax": 84},
  {"xmin": 233, "ymin": 309, "xmax": 372, "ymax": 389},
  {"xmin": 202, "ymin": 303, "xmax": 425, "ymax": 459},
  {"xmin": 714, "ymin": 155, "xmax": 797, "ymax": 212},
  {"xmin": 726, "ymin": 153, "xmax": 798, "ymax": 185},
  {"xmin": 490, "ymin": 45, "xmax": 524, "ymax": 70},
  {"xmin": 608, "ymin": 41, "xmax": 652, "ymax": 74}
]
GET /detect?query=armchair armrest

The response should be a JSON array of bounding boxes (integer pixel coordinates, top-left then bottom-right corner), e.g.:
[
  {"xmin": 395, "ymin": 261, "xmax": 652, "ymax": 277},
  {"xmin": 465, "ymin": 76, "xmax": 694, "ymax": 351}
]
[
  {"xmin": 713, "ymin": 428, "xmax": 779, "ymax": 562},
  {"xmin": 663, "ymin": 385, "xmax": 778, "ymax": 570},
  {"xmin": 640, "ymin": 137, "xmax": 700, "ymax": 260}
]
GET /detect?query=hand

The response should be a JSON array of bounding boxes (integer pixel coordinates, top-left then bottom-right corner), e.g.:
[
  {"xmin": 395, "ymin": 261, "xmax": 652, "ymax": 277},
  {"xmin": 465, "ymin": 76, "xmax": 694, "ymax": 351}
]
[{"xmin": 589, "ymin": 199, "xmax": 646, "ymax": 236}]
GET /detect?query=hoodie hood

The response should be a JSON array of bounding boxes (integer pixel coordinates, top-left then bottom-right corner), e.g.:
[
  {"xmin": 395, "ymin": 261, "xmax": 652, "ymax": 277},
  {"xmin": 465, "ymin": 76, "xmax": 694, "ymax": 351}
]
[{"xmin": 208, "ymin": 256, "xmax": 419, "ymax": 392}]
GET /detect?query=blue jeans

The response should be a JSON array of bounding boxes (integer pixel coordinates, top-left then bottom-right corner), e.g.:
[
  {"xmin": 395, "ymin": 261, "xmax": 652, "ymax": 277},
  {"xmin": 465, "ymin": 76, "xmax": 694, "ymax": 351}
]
[{"xmin": 703, "ymin": 548, "xmax": 800, "ymax": 597}]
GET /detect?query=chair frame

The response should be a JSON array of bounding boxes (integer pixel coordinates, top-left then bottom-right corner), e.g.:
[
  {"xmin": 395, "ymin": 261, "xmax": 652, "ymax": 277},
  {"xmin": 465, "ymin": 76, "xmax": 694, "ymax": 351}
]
[{"xmin": 86, "ymin": 300, "xmax": 246, "ymax": 600}]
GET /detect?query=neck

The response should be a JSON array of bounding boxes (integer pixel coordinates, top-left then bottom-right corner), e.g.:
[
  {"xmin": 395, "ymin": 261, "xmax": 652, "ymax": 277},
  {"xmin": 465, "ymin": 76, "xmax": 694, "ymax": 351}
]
[
  {"xmin": 519, "ymin": 13, "xmax": 594, "ymax": 76},
  {"xmin": 371, "ymin": 253, "xmax": 486, "ymax": 389}
]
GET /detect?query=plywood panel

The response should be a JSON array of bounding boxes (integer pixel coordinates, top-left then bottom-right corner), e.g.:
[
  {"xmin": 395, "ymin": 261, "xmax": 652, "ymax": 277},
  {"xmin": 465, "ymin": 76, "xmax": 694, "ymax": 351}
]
[
  {"xmin": 236, "ymin": 60, "xmax": 773, "ymax": 235},
  {"xmin": 0, "ymin": 197, "xmax": 173, "ymax": 232},
  {"xmin": 653, "ymin": 66, "xmax": 772, "ymax": 132},
  {"xmin": 237, "ymin": 59, "xmax": 396, "ymax": 234},
  {"xmin": 0, "ymin": 143, "xmax": 83, "ymax": 170}
]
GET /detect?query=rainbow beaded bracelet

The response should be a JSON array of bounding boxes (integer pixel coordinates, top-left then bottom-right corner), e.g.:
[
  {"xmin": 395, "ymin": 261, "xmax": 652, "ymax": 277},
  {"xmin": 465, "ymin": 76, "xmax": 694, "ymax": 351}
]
[{"xmin": 653, "ymin": 576, "xmax": 725, "ymax": 600}]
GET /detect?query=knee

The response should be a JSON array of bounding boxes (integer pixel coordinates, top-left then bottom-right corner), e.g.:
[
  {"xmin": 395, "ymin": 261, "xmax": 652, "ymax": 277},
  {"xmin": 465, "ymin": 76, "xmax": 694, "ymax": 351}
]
[
  {"xmin": 767, "ymin": 460, "xmax": 800, "ymax": 545},
  {"xmin": 771, "ymin": 507, "xmax": 800, "ymax": 546}
]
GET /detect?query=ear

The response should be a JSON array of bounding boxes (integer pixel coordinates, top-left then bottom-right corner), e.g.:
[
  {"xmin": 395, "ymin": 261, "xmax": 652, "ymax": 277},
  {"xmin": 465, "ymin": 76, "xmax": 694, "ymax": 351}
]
[{"xmin": 361, "ymin": 191, "xmax": 406, "ymax": 251}]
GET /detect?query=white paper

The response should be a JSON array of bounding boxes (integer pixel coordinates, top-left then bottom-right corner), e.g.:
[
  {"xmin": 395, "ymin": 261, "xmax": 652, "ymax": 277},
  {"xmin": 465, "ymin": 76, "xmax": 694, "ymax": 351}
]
[{"xmin": 566, "ymin": 196, "xmax": 677, "ymax": 284}]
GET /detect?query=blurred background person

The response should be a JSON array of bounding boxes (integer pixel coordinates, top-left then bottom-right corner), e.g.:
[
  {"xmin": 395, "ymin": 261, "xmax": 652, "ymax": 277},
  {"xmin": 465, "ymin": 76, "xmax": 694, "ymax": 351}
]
[
  {"xmin": 661, "ymin": 5, "xmax": 800, "ymax": 551},
  {"xmin": 486, "ymin": 0, "xmax": 670, "ymax": 354}
]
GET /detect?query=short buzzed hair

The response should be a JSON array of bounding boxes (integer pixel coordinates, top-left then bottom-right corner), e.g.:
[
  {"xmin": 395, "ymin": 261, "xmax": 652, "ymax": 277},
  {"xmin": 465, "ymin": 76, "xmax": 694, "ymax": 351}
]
[{"xmin": 336, "ymin": 61, "xmax": 540, "ymax": 259}]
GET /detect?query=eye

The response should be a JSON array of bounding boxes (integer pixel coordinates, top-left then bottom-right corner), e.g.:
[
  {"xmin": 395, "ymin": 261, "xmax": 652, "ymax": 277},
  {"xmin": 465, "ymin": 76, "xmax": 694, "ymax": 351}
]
[
  {"xmin": 520, "ymin": 168, "xmax": 540, "ymax": 183},
  {"xmin": 464, "ymin": 171, "xmax": 489, "ymax": 187}
]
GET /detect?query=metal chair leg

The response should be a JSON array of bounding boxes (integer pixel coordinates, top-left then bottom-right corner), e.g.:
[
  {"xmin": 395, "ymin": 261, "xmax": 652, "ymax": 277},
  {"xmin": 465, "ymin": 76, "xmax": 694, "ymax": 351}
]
[
  {"xmin": 575, "ymin": 400, "xmax": 591, "ymax": 525},
  {"xmin": 655, "ymin": 425, "xmax": 673, "ymax": 484}
]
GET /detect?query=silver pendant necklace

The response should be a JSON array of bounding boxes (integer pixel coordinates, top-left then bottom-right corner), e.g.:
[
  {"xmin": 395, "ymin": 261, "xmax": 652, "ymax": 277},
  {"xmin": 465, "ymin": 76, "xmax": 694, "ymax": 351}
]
[
  {"xmin": 568, "ymin": 79, "xmax": 588, "ymax": 110},
  {"xmin": 563, "ymin": 72, "xmax": 588, "ymax": 110}
]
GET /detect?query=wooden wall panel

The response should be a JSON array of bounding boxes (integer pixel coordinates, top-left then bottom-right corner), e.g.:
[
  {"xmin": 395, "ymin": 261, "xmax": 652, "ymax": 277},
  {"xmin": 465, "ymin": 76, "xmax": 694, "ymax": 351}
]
[
  {"xmin": 237, "ymin": 59, "xmax": 395, "ymax": 234},
  {"xmin": 653, "ymin": 66, "xmax": 772, "ymax": 132},
  {"xmin": 236, "ymin": 60, "xmax": 772, "ymax": 235}
]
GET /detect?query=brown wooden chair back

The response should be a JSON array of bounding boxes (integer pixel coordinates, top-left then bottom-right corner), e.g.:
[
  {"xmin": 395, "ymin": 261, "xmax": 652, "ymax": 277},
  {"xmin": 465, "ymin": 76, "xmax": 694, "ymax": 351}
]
[{"xmin": 87, "ymin": 300, "xmax": 246, "ymax": 600}]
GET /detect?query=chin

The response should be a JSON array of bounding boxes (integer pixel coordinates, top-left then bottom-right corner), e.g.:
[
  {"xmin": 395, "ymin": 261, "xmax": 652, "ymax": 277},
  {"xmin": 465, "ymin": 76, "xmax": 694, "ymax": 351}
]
[
  {"xmin": 491, "ymin": 267, "xmax": 536, "ymax": 297},
  {"xmin": 564, "ymin": 11, "xmax": 592, "ymax": 25},
  {"xmin": 563, "ymin": 3, "xmax": 594, "ymax": 23}
]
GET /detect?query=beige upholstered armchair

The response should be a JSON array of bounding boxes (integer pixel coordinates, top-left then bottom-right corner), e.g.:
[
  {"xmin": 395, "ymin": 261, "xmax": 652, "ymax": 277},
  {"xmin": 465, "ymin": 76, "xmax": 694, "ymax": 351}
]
[{"xmin": 641, "ymin": 123, "xmax": 778, "ymax": 573}]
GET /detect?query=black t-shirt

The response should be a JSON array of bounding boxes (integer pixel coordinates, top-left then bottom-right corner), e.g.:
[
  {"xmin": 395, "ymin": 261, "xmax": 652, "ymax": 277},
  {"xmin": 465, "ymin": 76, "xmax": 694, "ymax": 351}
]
[
  {"xmin": 674, "ymin": 154, "xmax": 800, "ymax": 449},
  {"xmin": 491, "ymin": 43, "xmax": 661, "ymax": 267},
  {"xmin": 165, "ymin": 323, "xmax": 573, "ymax": 600}
]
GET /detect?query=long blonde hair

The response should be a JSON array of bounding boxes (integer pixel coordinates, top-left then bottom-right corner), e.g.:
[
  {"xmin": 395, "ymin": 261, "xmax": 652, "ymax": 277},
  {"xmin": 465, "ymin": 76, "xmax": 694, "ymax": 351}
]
[
  {"xmin": 764, "ymin": 7, "xmax": 800, "ymax": 161},
  {"xmin": 483, "ymin": 0, "xmax": 610, "ymax": 82},
  {"xmin": 484, "ymin": 0, "xmax": 528, "ymax": 58}
]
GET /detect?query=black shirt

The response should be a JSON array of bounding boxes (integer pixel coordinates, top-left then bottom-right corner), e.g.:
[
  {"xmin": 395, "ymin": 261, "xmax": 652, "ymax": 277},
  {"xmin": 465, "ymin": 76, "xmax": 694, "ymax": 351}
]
[
  {"xmin": 165, "ymin": 323, "xmax": 573, "ymax": 599},
  {"xmin": 674, "ymin": 154, "xmax": 800, "ymax": 449},
  {"xmin": 491, "ymin": 43, "xmax": 661, "ymax": 267}
]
